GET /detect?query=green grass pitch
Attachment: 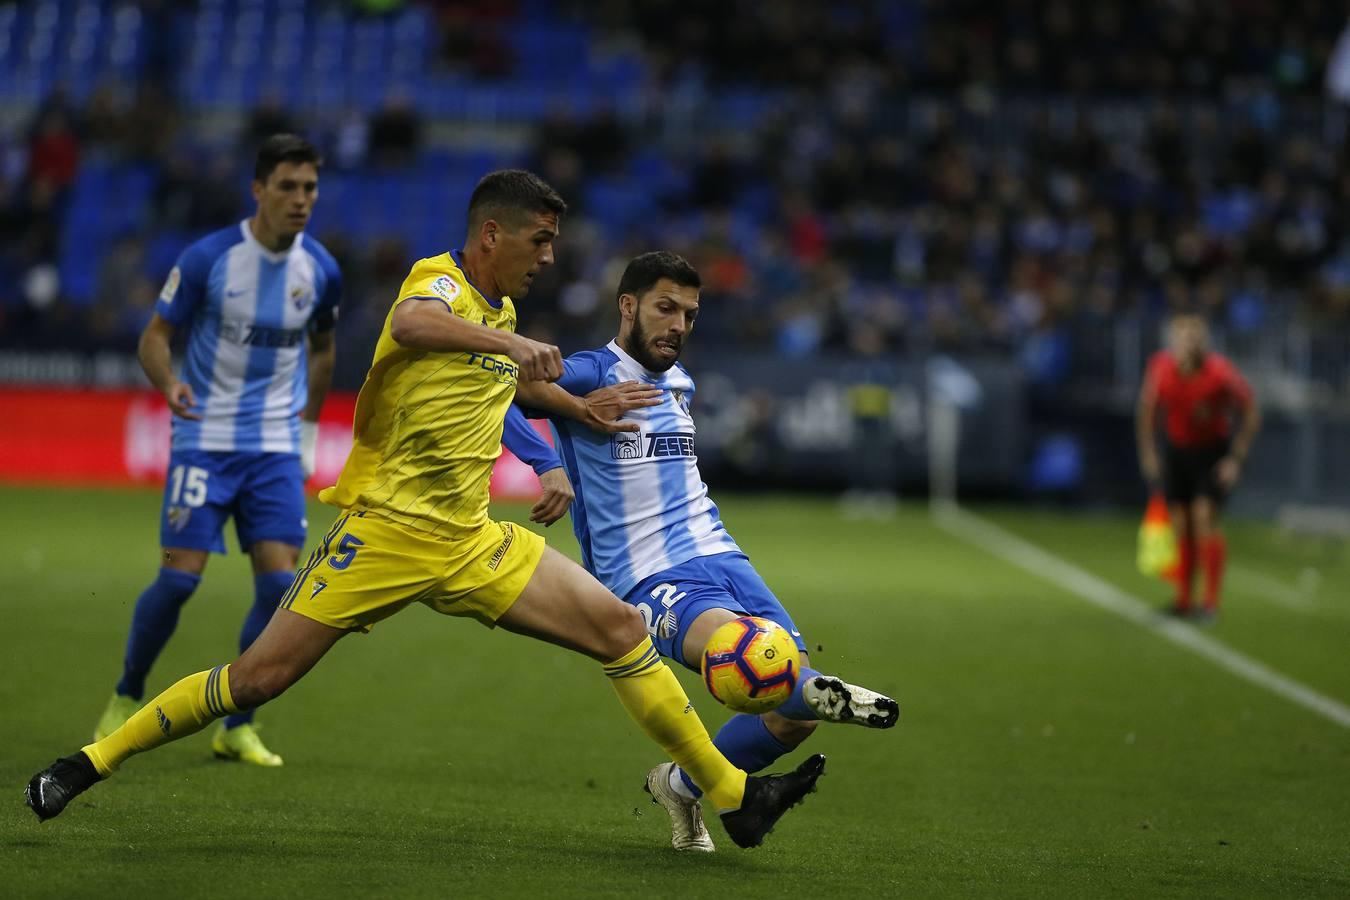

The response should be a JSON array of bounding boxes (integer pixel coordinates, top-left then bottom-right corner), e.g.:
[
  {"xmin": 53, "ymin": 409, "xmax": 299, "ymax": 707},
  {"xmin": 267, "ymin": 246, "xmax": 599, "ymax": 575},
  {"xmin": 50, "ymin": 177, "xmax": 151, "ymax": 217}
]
[{"xmin": 1, "ymin": 486, "xmax": 1347, "ymax": 898}]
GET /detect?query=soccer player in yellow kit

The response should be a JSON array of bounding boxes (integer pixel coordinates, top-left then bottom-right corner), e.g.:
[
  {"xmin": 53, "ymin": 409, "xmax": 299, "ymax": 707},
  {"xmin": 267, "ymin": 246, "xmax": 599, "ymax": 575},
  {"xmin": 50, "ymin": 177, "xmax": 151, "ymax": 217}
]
[{"xmin": 26, "ymin": 170, "xmax": 822, "ymax": 848}]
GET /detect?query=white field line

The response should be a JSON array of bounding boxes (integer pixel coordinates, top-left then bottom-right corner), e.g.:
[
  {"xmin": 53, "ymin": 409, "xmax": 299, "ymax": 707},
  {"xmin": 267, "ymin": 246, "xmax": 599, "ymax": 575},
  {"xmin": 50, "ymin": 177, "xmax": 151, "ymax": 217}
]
[
  {"xmin": 1227, "ymin": 563, "xmax": 1314, "ymax": 611},
  {"xmin": 932, "ymin": 502, "xmax": 1350, "ymax": 730}
]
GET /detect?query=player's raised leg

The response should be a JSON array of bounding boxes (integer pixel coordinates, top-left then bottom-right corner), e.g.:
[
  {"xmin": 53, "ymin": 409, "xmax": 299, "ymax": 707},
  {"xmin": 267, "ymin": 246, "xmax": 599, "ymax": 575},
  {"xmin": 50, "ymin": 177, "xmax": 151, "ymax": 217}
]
[
  {"xmin": 651, "ymin": 604, "xmax": 893, "ymax": 847},
  {"xmin": 685, "ymin": 600, "xmax": 898, "ymax": 734},
  {"xmin": 27, "ymin": 608, "xmax": 344, "ymax": 821},
  {"xmin": 498, "ymin": 547, "xmax": 749, "ymax": 812},
  {"xmin": 496, "ymin": 546, "xmax": 824, "ymax": 848}
]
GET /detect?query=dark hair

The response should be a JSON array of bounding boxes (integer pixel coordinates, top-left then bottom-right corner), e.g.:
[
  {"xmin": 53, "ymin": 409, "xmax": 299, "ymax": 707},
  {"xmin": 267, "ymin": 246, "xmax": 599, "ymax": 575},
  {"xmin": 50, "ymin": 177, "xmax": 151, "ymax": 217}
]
[
  {"xmin": 254, "ymin": 134, "xmax": 323, "ymax": 183},
  {"xmin": 616, "ymin": 251, "xmax": 701, "ymax": 303},
  {"xmin": 467, "ymin": 169, "xmax": 567, "ymax": 229}
]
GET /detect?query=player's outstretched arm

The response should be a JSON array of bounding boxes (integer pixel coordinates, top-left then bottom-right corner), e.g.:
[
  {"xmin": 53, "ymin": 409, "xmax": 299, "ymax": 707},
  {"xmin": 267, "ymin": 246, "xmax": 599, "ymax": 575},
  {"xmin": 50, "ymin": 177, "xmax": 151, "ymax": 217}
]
[
  {"xmin": 138, "ymin": 313, "xmax": 200, "ymax": 420},
  {"xmin": 502, "ymin": 405, "xmax": 571, "ymax": 525},
  {"xmin": 515, "ymin": 378, "xmax": 661, "ymax": 434},
  {"xmin": 389, "ymin": 298, "xmax": 562, "ymax": 381},
  {"xmin": 530, "ymin": 468, "xmax": 575, "ymax": 526},
  {"xmin": 504, "ymin": 405, "xmax": 562, "ymax": 470}
]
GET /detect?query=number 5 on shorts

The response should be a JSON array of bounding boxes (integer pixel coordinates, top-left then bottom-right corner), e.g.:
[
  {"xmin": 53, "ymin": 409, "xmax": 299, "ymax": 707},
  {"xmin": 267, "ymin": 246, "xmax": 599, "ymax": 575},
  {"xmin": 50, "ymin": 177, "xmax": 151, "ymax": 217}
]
[{"xmin": 328, "ymin": 533, "xmax": 364, "ymax": 570}]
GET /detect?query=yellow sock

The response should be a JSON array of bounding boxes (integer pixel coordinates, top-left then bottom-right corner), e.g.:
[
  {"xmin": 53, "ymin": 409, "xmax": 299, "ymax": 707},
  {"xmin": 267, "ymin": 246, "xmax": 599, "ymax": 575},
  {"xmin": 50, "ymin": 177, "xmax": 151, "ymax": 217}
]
[
  {"xmin": 604, "ymin": 638, "xmax": 746, "ymax": 812},
  {"xmin": 82, "ymin": 665, "xmax": 239, "ymax": 776}
]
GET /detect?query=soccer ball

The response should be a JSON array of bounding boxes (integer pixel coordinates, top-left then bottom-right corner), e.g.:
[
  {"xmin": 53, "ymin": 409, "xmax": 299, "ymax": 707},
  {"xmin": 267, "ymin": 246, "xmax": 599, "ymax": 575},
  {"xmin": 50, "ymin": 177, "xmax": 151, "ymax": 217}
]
[{"xmin": 701, "ymin": 616, "xmax": 800, "ymax": 714}]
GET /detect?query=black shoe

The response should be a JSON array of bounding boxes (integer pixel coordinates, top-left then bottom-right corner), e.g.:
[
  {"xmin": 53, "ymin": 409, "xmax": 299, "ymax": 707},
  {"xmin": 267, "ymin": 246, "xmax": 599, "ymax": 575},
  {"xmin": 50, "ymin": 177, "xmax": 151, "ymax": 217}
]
[
  {"xmin": 718, "ymin": 753, "xmax": 825, "ymax": 849},
  {"xmin": 25, "ymin": 752, "xmax": 100, "ymax": 821}
]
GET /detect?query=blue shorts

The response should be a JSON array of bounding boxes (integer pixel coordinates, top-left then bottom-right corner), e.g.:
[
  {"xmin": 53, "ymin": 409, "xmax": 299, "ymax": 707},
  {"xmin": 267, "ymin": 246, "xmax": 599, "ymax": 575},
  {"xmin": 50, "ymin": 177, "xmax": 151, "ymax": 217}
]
[
  {"xmin": 159, "ymin": 449, "xmax": 307, "ymax": 554},
  {"xmin": 622, "ymin": 552, "xmax": 807, "ymax": 670}
]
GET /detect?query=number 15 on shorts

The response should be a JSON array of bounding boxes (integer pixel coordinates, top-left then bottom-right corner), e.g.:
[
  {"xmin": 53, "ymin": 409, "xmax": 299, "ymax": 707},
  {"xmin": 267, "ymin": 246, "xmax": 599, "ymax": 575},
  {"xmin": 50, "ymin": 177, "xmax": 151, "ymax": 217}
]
[{"xmin": 169, "ymin": 465, "xmax": 209, "ymax": 508}]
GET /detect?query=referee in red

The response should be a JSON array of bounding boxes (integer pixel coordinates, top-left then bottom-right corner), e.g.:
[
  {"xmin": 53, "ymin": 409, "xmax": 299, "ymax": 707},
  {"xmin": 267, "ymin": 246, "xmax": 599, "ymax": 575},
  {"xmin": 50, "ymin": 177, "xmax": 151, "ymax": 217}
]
[{"xmin": 1136, "ymin": 314, "xmax": 1261, "ymax": 619}]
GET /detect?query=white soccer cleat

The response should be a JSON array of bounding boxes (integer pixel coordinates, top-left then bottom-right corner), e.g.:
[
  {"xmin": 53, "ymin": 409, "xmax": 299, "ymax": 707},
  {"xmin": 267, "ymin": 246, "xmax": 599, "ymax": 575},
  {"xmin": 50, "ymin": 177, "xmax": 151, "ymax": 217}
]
[
  {"xmin": 803, "ymin": 675, "xmax": 900, "ymax": 729},
  {"xmin": 644, "ymin": 762, "xmax": 715, "ymax": 852}
]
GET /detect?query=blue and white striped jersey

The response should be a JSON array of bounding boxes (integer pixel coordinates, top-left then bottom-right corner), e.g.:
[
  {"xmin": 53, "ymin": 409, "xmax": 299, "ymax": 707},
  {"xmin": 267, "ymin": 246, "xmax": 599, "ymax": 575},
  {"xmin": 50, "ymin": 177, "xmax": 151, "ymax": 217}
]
[
  {"xmin": 519, "ymin": 340, "xmax": 741, "ymax": 600},
  {"xmin": 155, "ymin": 221, "xmax": 341, "ymax": 454}
]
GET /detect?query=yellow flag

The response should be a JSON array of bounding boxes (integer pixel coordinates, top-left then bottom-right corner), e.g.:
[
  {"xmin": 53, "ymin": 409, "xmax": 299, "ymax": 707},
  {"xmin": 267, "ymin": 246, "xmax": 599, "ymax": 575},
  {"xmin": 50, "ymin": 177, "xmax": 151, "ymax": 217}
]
[{"xmin": 1137, "ymin": 493, "xmax": 1178, "ymax": 578}]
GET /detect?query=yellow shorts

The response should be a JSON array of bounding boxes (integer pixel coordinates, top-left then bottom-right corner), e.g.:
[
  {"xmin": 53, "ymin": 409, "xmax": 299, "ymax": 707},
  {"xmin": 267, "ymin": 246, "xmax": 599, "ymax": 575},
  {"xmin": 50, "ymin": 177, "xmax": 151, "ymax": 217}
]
[{"xmin": 278, "ymin": 510, "xmax": 546, "ymax": 633}]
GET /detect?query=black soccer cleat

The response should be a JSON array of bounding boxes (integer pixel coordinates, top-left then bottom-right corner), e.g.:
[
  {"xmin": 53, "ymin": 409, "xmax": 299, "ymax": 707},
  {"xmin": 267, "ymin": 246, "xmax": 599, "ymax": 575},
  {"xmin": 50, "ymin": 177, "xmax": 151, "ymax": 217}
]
[
  {"xmin": 25, "ymin": 752, "xmax": 101, "ymax": 822},
  {"xmin": 718, "ymin": 753, "xmax": 825, "ymax": 849}
]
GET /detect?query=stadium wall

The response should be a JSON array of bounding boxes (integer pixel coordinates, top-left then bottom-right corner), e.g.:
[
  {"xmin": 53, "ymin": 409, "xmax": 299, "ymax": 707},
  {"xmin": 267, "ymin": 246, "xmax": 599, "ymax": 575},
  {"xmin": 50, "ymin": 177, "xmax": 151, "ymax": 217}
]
[{"xmin": 3, "ymin": 355, "xmax": 1344, "ymax": 513}]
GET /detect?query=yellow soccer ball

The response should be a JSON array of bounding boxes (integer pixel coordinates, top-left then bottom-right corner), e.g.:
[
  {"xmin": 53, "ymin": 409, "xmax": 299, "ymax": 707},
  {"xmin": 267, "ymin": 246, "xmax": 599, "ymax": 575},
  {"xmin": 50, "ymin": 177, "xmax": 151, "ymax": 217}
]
[{"xmin": 701, "ymin": 616, "xmax": 800, "ymax": 714}]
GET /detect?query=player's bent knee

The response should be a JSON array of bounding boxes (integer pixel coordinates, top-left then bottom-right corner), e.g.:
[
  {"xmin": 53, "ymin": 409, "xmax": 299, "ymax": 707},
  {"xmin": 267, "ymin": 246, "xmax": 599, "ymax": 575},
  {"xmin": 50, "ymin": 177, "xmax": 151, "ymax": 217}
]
[
  {"xmin": 225, "ymin": 675, "xmax": 268, "ymax": 711},
  {"xmin": 226, "ymin": 661, "xmax": 298, "ymax": 709},
  {"xmin": 602, "ymin": 602, "xmax": 650, "ymax": 659}
]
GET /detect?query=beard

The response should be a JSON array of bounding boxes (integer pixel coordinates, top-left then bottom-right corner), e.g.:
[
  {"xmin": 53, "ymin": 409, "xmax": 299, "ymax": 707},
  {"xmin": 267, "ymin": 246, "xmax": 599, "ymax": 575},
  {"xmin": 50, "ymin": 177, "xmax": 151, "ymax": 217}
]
[{"xmin": 624, "ymin": 314, "xmax": 681, "ymax": 372}]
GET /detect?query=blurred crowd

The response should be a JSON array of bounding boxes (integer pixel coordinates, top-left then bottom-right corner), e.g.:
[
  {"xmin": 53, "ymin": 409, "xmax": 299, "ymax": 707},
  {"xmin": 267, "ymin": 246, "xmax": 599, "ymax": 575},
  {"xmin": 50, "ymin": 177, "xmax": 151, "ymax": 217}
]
[{"xmin": 3, "ymin": 0, "xmax": 1350, "ymax": 392}]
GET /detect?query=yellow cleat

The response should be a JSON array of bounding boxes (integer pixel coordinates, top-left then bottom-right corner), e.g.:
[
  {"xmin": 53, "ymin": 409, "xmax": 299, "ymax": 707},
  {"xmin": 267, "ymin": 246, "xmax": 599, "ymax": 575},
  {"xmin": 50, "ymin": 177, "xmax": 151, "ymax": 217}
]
[
  {"xmin": 211, "ymin": 723, "xmax": 284, "ymax": 767},
  {"xmin": 94, "ymin": 693, "xmax": 142, "ymax": 742}
]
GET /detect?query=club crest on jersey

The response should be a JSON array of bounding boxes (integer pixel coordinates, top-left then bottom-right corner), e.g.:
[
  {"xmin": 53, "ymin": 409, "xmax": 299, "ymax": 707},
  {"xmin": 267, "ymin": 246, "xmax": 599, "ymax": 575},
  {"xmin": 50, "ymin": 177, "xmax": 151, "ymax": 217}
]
[
  {"xmin": 611, "ymin": 432, "xmax": 642, "ymax": 460},
  {"xmin": 431, "ymin": 275, "xmax": 461, "ymax": 304},
  {"xmin": 290, "ymin": 285, "xmax": 313, "ymax": 311},
  {"xmin": 671, "ymin": 389, "xmax": 690, "ymax": 415},
  {"xmin": 167, "ymin": 505, "xmax": 192, "ymax": 532}
]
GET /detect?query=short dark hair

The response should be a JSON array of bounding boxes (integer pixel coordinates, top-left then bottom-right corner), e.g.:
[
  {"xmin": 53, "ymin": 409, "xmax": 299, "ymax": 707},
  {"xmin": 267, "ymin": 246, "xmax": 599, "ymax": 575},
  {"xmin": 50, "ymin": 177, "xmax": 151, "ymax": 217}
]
[
  {"xmin": 467, "ymin": 169, "xmax": 567, "ymax": 230},
  {"xmin": 254, "ymin": 134, "xmax": 323, "ymax": 183},
  {"xmin": 616, "ymin": 251, "xmax": 701, "ymax": 304}
]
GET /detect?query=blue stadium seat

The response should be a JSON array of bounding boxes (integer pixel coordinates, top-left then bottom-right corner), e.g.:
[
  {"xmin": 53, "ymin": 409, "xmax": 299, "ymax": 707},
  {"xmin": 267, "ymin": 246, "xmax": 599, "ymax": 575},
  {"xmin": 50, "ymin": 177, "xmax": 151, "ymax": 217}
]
[
  {"xmin": 58, "ymin": 160, "xmax": 159, "ymax": 305},
  {"xmin": 584, "ymin": 177, "xmax": 657, "ymax": 234},
  {"xmin": 145, "ymin": 232, "xmax": 191, "ymax": 280}
]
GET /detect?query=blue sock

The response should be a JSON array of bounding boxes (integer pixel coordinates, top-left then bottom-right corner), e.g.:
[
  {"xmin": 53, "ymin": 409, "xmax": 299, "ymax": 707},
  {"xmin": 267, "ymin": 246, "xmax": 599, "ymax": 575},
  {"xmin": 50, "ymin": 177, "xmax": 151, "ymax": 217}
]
[
  {"xmin": 774, "ymin": 665, "xmax": 824, "ymax": 721},
  {"xmin": 224, "ymin": 570, "xmax": 293, "ymax": 729},
  {"xmin": 679, "ymin": 714, "xmax": 790, "ymax": 798},
  {"xmin": 115, "ymin": 568, "xmax": 201, "ymax": 699}
]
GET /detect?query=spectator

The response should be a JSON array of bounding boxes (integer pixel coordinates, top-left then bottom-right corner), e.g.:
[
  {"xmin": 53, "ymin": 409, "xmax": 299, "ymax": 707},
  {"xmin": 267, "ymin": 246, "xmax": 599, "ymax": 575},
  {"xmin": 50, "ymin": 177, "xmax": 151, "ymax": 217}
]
[
  {"xmin": 245, "ymin": 94, "xmax": 295, "ymax": 150},
  {"xmin": 27, "ymin": 109, "xmax": 80, "ymax": 193},
  {"xmin": 10, "ymin": 0, "xmax": 1350, "ymax": 371},
  {"xmin": 368, "ymin": 93, "xmax": 422, "ymax": 168}
]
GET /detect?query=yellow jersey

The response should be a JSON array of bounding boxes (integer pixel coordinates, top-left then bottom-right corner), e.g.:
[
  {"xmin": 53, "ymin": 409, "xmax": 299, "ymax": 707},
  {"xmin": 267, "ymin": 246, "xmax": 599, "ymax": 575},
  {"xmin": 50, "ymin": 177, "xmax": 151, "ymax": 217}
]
[{"xmin": 319, "ymin": 252, "xmax": 520, "ymax": 538}]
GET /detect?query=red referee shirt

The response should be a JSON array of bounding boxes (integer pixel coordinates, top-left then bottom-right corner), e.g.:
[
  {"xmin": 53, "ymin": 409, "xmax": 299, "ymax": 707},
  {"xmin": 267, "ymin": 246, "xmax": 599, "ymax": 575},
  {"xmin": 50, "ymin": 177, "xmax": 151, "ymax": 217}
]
[{"xmin": 1145, "ymin": 350, "xmax": 1253, "ymax": 448}]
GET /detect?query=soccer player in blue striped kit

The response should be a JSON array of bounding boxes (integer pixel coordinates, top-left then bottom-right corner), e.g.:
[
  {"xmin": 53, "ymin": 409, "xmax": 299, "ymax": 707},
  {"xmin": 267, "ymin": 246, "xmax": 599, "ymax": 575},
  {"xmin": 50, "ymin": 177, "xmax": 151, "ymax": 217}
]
[
  {"xmin": 505, "ymin": 251, "xmax": 898, "ymax": 852},
  {"xmin": 92, "ymin": 135, "xmax": 342, "ymax": 767}
]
